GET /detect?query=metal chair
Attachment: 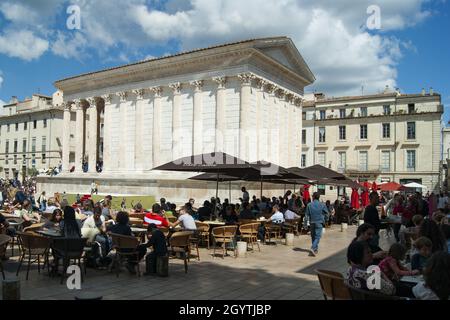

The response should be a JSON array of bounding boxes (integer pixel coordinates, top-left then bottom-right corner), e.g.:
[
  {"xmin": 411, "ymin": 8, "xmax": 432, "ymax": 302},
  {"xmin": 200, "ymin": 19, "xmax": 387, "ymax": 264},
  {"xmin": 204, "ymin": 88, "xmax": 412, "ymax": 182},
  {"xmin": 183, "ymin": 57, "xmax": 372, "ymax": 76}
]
[
  {"xmin": 315, "ymin": 269, "xmax": 351, "ymax": 300},
  {"xmin": 5, "ymin": 217, "xmax": 24, "ymax": 256},
  {"xmin": 16, "ymin": 232, "xmax": 51, "ymax": 280},
  {"xmin": 110, "ymin": 233, "xmax": 142, "ymax": 277},
  {"xmin": 211, "ymin": 226, "xmax": 238, "ymax": 258},
  {"xmin": 0, "ymin": 234, "xmax": 11, "ymax": 280}
]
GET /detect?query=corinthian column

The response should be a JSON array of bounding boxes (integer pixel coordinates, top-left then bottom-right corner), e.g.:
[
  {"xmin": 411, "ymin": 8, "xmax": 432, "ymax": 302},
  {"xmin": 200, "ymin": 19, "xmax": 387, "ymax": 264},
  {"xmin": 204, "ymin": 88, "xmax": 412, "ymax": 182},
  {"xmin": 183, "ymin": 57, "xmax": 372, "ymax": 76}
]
[
  {"xmin": 213, "ymin": 76, "xmax": 227, "ymax": 153},
  {"xmin": 169, "ymin": 82, "xmax": 182, "ymax": 160},
  {"xmin": 133, "ymin": 89, "xmax": 145, "ymax": 171},
  {"xmin": 116, "ymin": 91, "xmax": 128, "ymax": 171},
  {"xmin": 151, "ymin": 86, "xmax": 163, "ymax": 168},
  {"xmin": 238, "ymin": 73, "xmax": 254, "ymax": 161},
  {"xmin": 101, "ymin": 94, "xmax": 112, "ymax": 173},
  {"xmin": 62, "ymin": 102, "xmax": 71, "ymax": 173},
  {"xmin": 86, "ymin": 97, "xmax": 98, "ymax": 173},
  {"xmin": 74, "ymin": 99, "xmax": 85, "ymax": 173},
  {"xmin": 191, "ymin": 80, "xmax": 203, "ymax": 155}
]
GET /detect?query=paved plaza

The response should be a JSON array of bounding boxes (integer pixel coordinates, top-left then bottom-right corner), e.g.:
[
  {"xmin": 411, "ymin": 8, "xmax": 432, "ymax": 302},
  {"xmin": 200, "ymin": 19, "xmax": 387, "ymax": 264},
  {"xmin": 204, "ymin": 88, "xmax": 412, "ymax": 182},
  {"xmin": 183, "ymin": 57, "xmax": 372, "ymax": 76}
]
[{"xmin": 1, "ymin": 226, "xmax": 396, "ymax": 300}]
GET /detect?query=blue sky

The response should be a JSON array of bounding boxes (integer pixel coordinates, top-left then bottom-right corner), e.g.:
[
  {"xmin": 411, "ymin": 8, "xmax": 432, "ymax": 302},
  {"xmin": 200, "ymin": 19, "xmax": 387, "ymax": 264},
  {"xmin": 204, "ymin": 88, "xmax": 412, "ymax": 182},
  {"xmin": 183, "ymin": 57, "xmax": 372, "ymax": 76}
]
[{"xmin": 0, "ymin": 0, "xmax": 448, "ymax": 123}]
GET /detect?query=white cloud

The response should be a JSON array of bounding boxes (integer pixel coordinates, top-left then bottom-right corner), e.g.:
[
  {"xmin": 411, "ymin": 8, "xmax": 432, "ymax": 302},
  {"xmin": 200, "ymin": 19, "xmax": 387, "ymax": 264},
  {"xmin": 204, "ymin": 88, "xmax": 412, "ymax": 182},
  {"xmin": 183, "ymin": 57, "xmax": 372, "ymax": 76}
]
[
  {"xmin": 0, "ymin": 73, "xmax": 3, "ymax": 88},
  {"xmin": 51, "ymin": 31, "xmax": 88, "ymax": 60},
  {"xmin": 0, "ymin": 29, "xmax": 49, "ymax": 61}
]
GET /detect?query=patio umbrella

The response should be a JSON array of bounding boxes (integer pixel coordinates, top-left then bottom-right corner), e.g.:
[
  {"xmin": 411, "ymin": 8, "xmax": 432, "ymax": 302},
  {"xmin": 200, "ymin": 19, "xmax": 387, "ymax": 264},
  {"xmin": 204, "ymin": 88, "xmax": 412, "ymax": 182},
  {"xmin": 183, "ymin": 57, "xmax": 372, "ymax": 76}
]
[
  {"xmin": 351, "ymin": 188, "xmax": 360, "ymax": 209},
  {"xmin": 189, "ymin": 173, "xmax": 242, "ymax": 201},
  {"xmin": 289, "ymin": 164, "xmax": 347, "ymax": 181},
  {"xmin": 379, "ymin": 182, "xmax": 404, "ymax": 192},
  {"xmin": 403, "ymin": 182, "xmax": 427, "ymax": 189}
]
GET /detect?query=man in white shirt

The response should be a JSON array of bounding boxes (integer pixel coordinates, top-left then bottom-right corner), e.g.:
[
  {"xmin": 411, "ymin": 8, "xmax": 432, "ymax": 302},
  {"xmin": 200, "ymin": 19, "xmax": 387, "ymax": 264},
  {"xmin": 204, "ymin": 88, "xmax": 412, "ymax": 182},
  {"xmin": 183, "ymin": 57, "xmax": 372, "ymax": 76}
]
[
  {"xmin": 438, "ymin": 193, "xmax": 448, "ymax": 210},
  {"xmin": 241, "ymin": 187, "xmax": 250, "ymax": 203},
  {"xmin": 171, "ymin": 208, "xmax": 197, "ymax": 231},
  {"xmin": 269, "ymin": 205, "xmax": 285, "ymax": 224},
  {"xmin": 284, "ymin": 205, "xmax": 301, "ymax": 220}
]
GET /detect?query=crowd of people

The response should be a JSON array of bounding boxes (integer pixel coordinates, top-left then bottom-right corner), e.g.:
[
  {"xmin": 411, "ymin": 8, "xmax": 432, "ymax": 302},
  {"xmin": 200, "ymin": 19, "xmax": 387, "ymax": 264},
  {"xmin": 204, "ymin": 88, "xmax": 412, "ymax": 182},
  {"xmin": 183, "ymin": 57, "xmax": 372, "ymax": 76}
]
[{"xmin": 344, "ymin": 190, "xmax": 450, "ymax": 300}]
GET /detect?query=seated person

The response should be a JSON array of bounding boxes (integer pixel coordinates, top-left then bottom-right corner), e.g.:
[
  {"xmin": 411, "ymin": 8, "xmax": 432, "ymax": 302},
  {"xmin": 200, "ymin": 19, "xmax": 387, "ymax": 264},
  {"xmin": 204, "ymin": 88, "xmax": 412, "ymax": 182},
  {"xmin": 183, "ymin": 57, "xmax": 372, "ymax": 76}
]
[
  {"xmin": 411, "ymin": 237, "xmax": 432, "ymax": 273},
  {"xmin": 129, "ymin": 202, "xmax": 145, "ymax": 215},
  {"xmin": 19, "ymin": 200, "xmax": 41, "ymax": 226},
  {"xmin": 269, "ymin": 205, "xmax": 285, "ymax": 224},
  {"xmin": 82, "ymin": 206, "xmax": 111, "ymax": 259},
  {"xmin": 240, "ymin": 202, "xmax": 256, "ymax": 220},
  {"xmin": 60, "ymin": 206, "xmax": 82, "ymax": 238},
  {"xmin": 413, "ymin": 251, "xmax": 450, "ymax": 300},
  {"xmin": 80, "ymin": 200, "xmax": 94, "ymax": 216},
  {"xmin": 283, "ymin": 204, "xmax": 300, "ymax": 220},
  {"xmin": 109, "ymin": 211, "xmax": 137, "ymax": 274},
  {"xmin": 141, "ymin": 223, "xmax": 168, "ymax": 276},
  {"xmin": 197, "ymin": 201, "xmax": 212, "ymax": 222},
  {"xmin": 352, "ymin": 223, "xmax": 387, "ymax": 264},
  {"xmin": 144, "ymin": 204, "xmax": 170, "ymax": 228},
  {"xmin": 164, "ymin": 203, "xmax": 176, "ymax": 217},
  {"xmin": 170, "ymin": 207, "xmax": 197, "ymax": 231},
  {"xmin": 345, "ymin": 240, "xmax": 395, "ymax": 296},
  {"xmin": 223, "ymin": 206, "xmax": 239, "ymax": 225},
  {"xmin": 43, "ymin": 198, "xmax": 59, "ymax": 214},
  {"xmin": 43, "ymin": 208, "xmax": 63, "ymax": 230}
]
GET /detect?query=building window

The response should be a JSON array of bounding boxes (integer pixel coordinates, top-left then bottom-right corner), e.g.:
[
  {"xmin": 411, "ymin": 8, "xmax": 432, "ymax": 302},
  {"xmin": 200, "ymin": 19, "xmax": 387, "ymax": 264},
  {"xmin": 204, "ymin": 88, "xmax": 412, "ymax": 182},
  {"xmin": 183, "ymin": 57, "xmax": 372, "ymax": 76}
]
[
  {"xmin": 31, "ymin": 137, "xmax": 36, "ymax": 153},
  {"xmin": 339, "ymin": 126, "xmax": 346, "ymax": 140},
  {"xmin": 33, "ymin": 120, "xmax": 37, "ymax": 129},
  {"xmin": 13, "ymin": 155, "xmax": 17, "ymax": 165},
  {"xmin": 5, "ymin": 140, "xmax": 9, "ymax": 165},
  {"xmin": 383, "ymin": 105, "xmax": 391, "ymax": 115},
  {"xmin": 381, "ymin": 151, "xmax": 390, "ymax": 172},
  {"xmin": 22, "ymin": 154, "xmax": 26, "ymax": 165},
  {"xmin": 318, "ymin": 152, "xmax": 326, "ymax": 167},
  {"xmin": 360, "ymin": 107, "xmax": 367, "ymax": 117},
  {"xmin": 7, "ymin": 124, "xmax": 10, "ymax": 133},
  {"xmin": 302, "ymin": 112, "xmax": 306, "ymax": 120},
  {"xmin": 319, "ymin": 110, "xmax": 325, "ymax": 120},
  {"xmin": 382, "ymin": 123, "xmax": 391, "ymax": 138},
  {"xmin": 42, "ymin": 136, "xmax": 47, "ymax": 164},
  {"xmin": 407, "ymin": 150, "xmax": 416, "ymax": 171},
  {"xmin": 338, "ymin": 152, "xmax": 346, "ymax": 172},
  {"xmin": 301, "ymin": 154, "xmax": 306, "ymax": 168},
  {"xmin": 360, "ymin": 124, "xmax": 368, "ymax": 139},
  {"xmin": 24, "ymin": 122, "xmax": 27, "ymax": 130},
  {"xmin": 317, "ymin": 185, "xmax": 326, "ymax": 195},
  {"xmin": 408, "ymin": 103, "xmax": 415, "ymax": 114},
  {"xmin": 13, "ymin": 140, "xmax": 18, "ymax": 153},
  {"xmin": 339, "ymin": 109, "xmax": 346, "ymax": 119},
  {"xmin": 43, "ymin": 119, "xmax": 47, "ymax": 128},
  {"xmin": 22, "ymin": 139, "xmax": 27, "ymax": 154},
  {"xmin": 302, "ymin": 129, "xmax": 306, "ymax": 144},
  {"xmin": 407, "ymin": 122, "xmax": 416, "ymax": 140},
  {"xmin": 319, "ymin": 127, "xmax": 326, "ymax": 143},
  {"xmin": 15, "ymin": 123, "xmax": 19, "ymax": 131},
  {"xmin": 359, "ymin": 151, "xmax": 368, "ymax": 171}
]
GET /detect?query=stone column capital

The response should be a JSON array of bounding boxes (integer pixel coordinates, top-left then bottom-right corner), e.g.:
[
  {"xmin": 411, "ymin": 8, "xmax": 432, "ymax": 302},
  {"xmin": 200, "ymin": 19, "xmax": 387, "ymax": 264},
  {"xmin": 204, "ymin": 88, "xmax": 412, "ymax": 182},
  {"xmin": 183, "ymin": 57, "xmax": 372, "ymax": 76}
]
[
  {"xmin": 275, "ymin": 88, "xmax": 287, "ymax": 99},
  {"xmin": 132, "ymin": 89, "xmax": 145, "ymax": 100},
  {"xmin": 101, "ymin": 94, "xmax": 113, "ymax": 104},
  {"xmin": 190, "ymin": 80, "xmax": 204, "ymax": 92},
  {"xmin": 150, "ymin": 86, "xmax": 163, "ymax": 97},
  {"xmin": 169, "ymin": 82, "xmax": 182, "ymax": 95},
  {"xmin": 116, "ymin": 91, "xmax": 128, "ymax": 102},
  {"xmin": 212, "ymin": 76, "xmax": 227, "ymax": 89},
  {"xmin": 255, "ymin": 77, "xmax": 268, "ymax": 90},
  {"xmin": 237, "ymin": 73, "xmax": 255, "ymax": 86},
  {"xmin": 62, "ymin": 102, "xmax": 72, "ymax": 111},
  {"xmin": 86, "ymin": 97, "xmax": 97, "ymax": 107},
  {"xmin": 294, "ymin": 97, "xmax": 303, "ymax": 107},
  {"xmin": 265, "ymin": 83, "xmax": 276, "ymax": 94},
  {"xmin": 72, "ymin": 99, "xmax": 84, "ymax": 110}
]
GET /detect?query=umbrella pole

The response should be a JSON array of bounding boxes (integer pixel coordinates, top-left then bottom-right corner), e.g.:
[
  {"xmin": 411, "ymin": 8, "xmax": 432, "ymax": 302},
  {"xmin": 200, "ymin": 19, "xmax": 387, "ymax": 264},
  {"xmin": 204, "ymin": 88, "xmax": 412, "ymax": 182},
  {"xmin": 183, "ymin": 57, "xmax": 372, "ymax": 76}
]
[
  {"xmin": 213, "ymin": 172, "xmax": 219, "ymax": 220},
  {"xmin": 294, "ymin": 183, "xmax": 296, "ymax": 194},
  {"xmin": 260, "ymin": 178, "xmax": 263, "ymax": 199},
  {"xmin": 229, "ymin": 181, "xmax": 231, "ymax": 202}
]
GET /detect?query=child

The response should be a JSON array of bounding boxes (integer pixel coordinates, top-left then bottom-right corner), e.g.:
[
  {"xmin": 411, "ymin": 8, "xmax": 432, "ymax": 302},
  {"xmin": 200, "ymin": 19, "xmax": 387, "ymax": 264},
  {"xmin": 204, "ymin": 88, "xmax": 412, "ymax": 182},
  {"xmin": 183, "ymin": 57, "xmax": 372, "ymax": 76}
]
[
  {"xmin": 379, "ymin": 243, "xmax": 420, "ymax": 282},
  {"xmin": 411, "ymin": 237, "xmax": 432, "ymax": 273}
]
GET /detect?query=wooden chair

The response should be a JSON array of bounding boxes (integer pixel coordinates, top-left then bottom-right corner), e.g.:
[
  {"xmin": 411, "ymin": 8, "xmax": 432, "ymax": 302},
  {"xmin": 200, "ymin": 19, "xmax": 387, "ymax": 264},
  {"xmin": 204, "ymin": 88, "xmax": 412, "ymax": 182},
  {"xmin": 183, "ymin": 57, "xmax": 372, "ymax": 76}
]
[
  {"xmin": 239, "ymin": 223, "xmax": 260, "ymax": 252},
  {"xmin": 264, "ymin": 222, "xmax": 282, "ymax": 244},
  {"xmin": 129, "ymin": 217, "xmax": 144, "ymax": 227},
  {"xmin": 344, "ymin": 283, "xmax": 405, "ymax": 300},
  {"xmin": 16, "ymin": 232, "xmax": 51, "ymax": 280},
  {"xmin": 211, "ymin": 226, "xmax": 238, "ymax": 259},
  {"xmin": 168, "ymin": 231, "xmax": 192, "ymax": 273},
  {"xmin": 195, "ymin": 222, "xmax": 210, "ymax": 249},
  {"xmin": 51, "ymin": 237, "xmax": 88, "ymax": 284},
  {"xmin": 110, "ymin": 233, "xmax": 142, "ymax": 277},
  {"xmin": 0, "ymin": 234, "xmax": 11, "ymax": 280},
  {"xmin": 129, "ymin": 213, "xmax": 145, "ymax": 220},
  {"xmin": 284, "ymin": 218, "xmax": 301, "ymax": 236},
  {"xmin": 315, "ymin": 269, "xmax": 351, "ymax": 300}
]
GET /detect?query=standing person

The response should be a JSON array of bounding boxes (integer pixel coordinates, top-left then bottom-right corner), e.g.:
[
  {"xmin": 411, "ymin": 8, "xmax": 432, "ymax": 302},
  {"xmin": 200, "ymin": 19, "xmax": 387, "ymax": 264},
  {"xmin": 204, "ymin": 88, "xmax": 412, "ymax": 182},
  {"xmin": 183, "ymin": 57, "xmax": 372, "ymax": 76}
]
[
  {"xmin": 38, "ymin": 191, "xmax": 47, "ymax": 212},
  {"xmin": 428, "ymin": 192, "xmax": 438, "ymax": 218},
  {"xmin": 437, "ymin": 192, "xmax": 448, "ymax": 211},
  {"xmin": 303, "ymin": 192, "xmax": 329, "ymax": 257},
  {"xmin": 90, "ymin": 180, "xmax": 97, "ymax": 195},
  {"xmin": 241, "ymin": 187, "xmax": 249, "ymax": 204},
  {"xmin": 160, "ymin": 198, "xmax": 169, "ymax": 211},
  {"xmin": 363, "ymin": 191, "xmax": 381, "ymax": 247},
  {"xmin": 120, "ymin": 198, "xmax": 126, "ymax": 210},
  {"xmin": 142, "ymin": 223, "xmax": 168, "ymax": 276}
]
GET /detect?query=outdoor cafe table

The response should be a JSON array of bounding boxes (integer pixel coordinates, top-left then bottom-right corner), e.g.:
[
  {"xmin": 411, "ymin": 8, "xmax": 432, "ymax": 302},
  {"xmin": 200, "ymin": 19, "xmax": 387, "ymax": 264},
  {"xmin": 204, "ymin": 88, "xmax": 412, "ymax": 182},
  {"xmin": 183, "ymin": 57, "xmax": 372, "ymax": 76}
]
[
  {"xmin": 400, "ymin": 275, "xmax": 423, "ymax": 285},
  {"xmin": 36, "ymin": 229, "xmax": 63, "ymax": 238},
  {"xmin": 131, "ymin": 227, "xmax": 147, "ymax": 243}
]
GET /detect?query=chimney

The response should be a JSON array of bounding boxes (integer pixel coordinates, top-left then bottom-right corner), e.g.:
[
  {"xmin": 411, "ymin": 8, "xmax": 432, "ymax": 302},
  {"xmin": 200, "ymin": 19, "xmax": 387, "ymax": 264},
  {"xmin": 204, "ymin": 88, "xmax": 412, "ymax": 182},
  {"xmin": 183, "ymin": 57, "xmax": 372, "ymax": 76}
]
[
  {"xmin": 430, "ymin": 87, "xmax": 434, "ymax": 95},
  {"xmin": 421, "ymin": 88, "xmax": 425, "ymax": 96},
  {"xmin": 10, "ymin": 96, "xmax": 18, "ymax": 104}
]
